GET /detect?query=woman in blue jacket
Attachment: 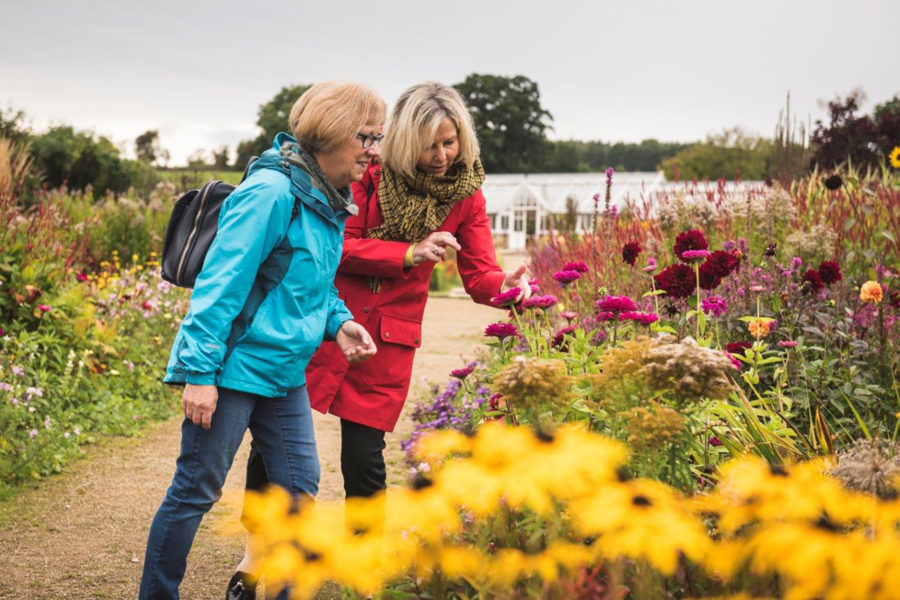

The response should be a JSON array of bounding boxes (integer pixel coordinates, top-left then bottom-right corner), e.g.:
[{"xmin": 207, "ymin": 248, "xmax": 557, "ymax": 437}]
[{"xmin": 139, "ymin": 81, "xmax": 385, "ymax": 600}]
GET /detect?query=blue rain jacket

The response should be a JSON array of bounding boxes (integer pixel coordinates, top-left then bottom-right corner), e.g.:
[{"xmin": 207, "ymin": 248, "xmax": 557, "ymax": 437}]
[{"xmin": 164, "ymin": 133, "xmax": 354, "ymax": 397}]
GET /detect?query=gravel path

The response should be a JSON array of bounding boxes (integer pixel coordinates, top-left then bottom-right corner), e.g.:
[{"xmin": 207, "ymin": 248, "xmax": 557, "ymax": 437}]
[{"xmin": 0, "ymin": 295, "xmax": 505, "ymax": 599}]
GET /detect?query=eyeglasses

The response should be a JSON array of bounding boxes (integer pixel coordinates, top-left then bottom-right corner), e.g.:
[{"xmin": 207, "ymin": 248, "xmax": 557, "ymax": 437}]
[{"xmin": 356, "ymin": 132, "xmax": 385, "ymax": 149}]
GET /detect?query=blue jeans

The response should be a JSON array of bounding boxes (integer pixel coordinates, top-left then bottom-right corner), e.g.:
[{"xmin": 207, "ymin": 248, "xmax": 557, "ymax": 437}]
[{"xmin": 139, "ymin": 385, "xmax": 319, "ymax": 600}]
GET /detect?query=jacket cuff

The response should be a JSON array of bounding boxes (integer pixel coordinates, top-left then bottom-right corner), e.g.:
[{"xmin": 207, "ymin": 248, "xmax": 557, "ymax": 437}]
[
  {"xmin": 403, "ymin": 243, "xmax": 416, "ymax": 267},
  {"xmin": 185, "ymin": 372, "xmax": 217, "ymax": 385}
]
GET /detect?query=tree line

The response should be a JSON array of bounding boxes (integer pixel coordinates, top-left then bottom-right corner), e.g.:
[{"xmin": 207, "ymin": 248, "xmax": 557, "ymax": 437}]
[{"xmin": 2, "ymin": 76, "xmax": 897, "ymax": 202}]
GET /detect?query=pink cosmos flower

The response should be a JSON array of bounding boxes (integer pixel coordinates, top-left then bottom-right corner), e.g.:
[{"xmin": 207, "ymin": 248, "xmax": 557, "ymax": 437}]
[
  {"xmin": 619, "ymin": 311, "xmax": 659, "ymax": 325},
  {"xmin": 491, "ymin": 287, "xmax": 522, "ymax": 307},
  {"xmin": 596, "ymin": 295, "xmax": 637, "ymax": 313},
  {"xmin": 553, "ymin": 270, "xmax": 581, "ymax": 285},
  {"xmin": 484, "ymin": 322, "xmax": 518, "ymax": 340}
]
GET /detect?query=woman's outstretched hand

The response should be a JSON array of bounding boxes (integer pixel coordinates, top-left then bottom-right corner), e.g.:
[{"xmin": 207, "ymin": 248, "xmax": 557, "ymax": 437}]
[
  {"xmin": 183, "ymin": 384, "xmax": 218, "ymax": 430},
  {"xmin": 501, "ymin": 264, "xmax": 531, "ymax": 303},
  {"xmin": 336, "ymin": 320, "xmax": 378, "ymax": 363},
  {"xmin": 412, "ymin": 232, "xmax": 461, "ymax": 265}
]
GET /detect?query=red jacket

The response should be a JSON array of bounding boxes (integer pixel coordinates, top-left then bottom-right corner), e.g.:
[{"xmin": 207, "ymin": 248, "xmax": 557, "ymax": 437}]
[{"xmin": 306, "ymin": 164, "xmax": 506, "ymax": 431}]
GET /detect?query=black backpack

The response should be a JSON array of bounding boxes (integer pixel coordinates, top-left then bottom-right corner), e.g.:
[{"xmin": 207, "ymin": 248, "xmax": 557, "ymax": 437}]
[{"xmin": 161, "ymin": 159, "xmax": 258, "ymax": 287}]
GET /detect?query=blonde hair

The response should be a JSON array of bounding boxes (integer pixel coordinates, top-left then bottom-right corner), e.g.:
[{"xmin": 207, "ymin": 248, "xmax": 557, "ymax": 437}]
[
  {"xmin": 382, "ymin": 82, "xmax": 480, "ymax": 177},
  {"xmin": 289, "ymin": 81, "xmax": 386, "ymax": 153}
]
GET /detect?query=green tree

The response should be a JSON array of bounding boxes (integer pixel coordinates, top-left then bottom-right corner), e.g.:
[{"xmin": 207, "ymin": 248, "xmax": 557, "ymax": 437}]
[
  {"xmin": 454, "ymin": 74, "xmax": 553, "ymax": 173},
  {"xmin": 135, "ymin": 129, "xmax": 162, "ymax": 164},
  {"xmin": 29, "ymin": 126, "xmax": 138, "ymax": 195},
  {"xmin": 661, "ymin": 127, "xmax": 772, "ymax": 181},
  {"xmin": 234, "ymin": 84, "xmax": 312, "ymax": 168},
  {"xmin": 212, "ymin": 145, "xmax": 230, "ymax": 169}
]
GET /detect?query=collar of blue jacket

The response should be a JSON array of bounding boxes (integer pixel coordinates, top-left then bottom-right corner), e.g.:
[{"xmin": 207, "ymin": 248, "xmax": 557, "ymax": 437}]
[{"xmin": 249, "ymin": 132, "xmax": 357, "ymax": 226}]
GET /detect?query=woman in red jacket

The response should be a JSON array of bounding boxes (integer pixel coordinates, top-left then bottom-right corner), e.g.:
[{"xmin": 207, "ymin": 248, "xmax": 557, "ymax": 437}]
[{"xmin": 228, "ymin": 81, "xmax": 528, "ymax": 600}]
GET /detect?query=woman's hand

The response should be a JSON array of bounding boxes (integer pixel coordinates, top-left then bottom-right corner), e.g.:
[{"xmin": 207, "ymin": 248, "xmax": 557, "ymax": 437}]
[
  {"xmin": 183, "ymin": 384, "xmax": 218, "ymax": 430},
  {"xmin": 412, "ymin": 232, "xmax": 461, "ymax": 266},
  {"xmin": 501, "ymin": 264, "xmax": 531, "ymax": 302},
  {"xmin": 336, "ymin": 320, "xmax": 377, "ymax": 363}
]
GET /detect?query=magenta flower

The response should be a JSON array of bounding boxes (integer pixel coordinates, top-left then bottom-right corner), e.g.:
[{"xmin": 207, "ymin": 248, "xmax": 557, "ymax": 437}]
[
  {"xmin": 450, "ymin": 363, "xmax": 476, "ymax": 380},
  {"xmin": 701, "ymin": 296, "xmax": 728, "ymax": 317},
  {"xmin": 484, "ymin": 322, "xmax": 518, "ymax": 340},
  {"xmin": 709, "ymin": 436, "xmax": 722, "ymax": 447},
  {"xmin": 777, "ymin": 340, "xmax": 798, "ymax": 348},
  {"xmin": 491, "ymin": 287, "xmax": 522, "ymax": 307},
  {"xmin": 75, "ymin": 272, "xmax": 88, "ymax": 282},
  {"xmin": 37, "ymin": 304, "xmax": 51, "ymax": 313},
  {"xmin": 642, "ymin": 257, "xmax": 658, "ymax": 273},
  {"xmin": 560, "ymin": 311, "xmax": 578, "ymax": 322},
  {"xmin": 562, "ymin": 261, "xmax": 589, "ymax": 273},
  {"xmin": 0, "ymin": 326, "xmax": 4, "ymax": 337},
  {"xmin": 619, "ymin": 311, "xmax": 659, "ymax": 325},
  {"xmin": 681, "ymin": 249, "xmax": 711, "ymax": 262},
  {"xmin": 528, "ymin": 278, "xmax": 541, "ymax": 294},
  {"xmin": 723, "ymin": 351, "xmax": 742, "ymax": 370},
  {"xmin": 521, "ymin": 294, "xmax": 558, "ymax": 310},
  {"xmin": 596, "ymin": 295, "xmax": 638, "ymax": 313},
  {"xmin": 553, "ymin": 270, "xmax": 582, "ymax": 285},
  {"xmin": 596, "ymin": 311, "xmax": 615, "ymax": 322}
]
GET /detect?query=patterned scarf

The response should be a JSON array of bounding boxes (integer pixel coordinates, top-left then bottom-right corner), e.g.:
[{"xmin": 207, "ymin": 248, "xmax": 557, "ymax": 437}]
[
  {"xmin": 280, "ymin": 141, "xmax": 353, "ymax": 214},
  {"xmin": 367, "ymin": 160, "xmax": 485, "ymax": 243}
]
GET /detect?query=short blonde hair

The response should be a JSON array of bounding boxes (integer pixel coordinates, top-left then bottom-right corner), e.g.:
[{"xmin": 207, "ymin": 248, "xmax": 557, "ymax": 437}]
[
  {"xmin": 289, "ymin": 81, "xmax": 386, "ymax": 154},
  {"xmin": 382, "ymin": 82, "xmax": 480, "ymax": 177}
]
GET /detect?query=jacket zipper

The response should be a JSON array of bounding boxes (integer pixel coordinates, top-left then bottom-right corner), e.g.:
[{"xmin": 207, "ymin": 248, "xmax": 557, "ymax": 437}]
[{"xmin": 175, "ymin": 182, "xmax": 213, "ymax": 284}]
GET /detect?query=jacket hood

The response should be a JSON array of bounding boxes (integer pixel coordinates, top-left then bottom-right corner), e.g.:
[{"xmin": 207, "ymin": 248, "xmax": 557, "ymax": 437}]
[{"xmin": 248, "ymin": 132, "xmax": 356, "ymax": 225}]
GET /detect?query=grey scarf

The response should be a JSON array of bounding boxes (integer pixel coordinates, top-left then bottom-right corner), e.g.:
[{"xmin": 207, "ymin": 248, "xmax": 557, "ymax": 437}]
[{"xmin": 279, "ymin": 142, "xmax": 355, "ymax": 214}]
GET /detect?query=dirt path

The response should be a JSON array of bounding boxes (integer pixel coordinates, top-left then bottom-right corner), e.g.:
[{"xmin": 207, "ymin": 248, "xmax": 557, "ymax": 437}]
[{"xmin": 0, "ymin": 295, "xmax": 507, "ymax": 599}]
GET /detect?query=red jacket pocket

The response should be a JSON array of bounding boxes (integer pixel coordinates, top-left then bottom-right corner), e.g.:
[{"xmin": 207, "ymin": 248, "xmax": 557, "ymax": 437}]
[{"xmin": 379, "ymin": 314, "xmax": 422, "ymax": 348}]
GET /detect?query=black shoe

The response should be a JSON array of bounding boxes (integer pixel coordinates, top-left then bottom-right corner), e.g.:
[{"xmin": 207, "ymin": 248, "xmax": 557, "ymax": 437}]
[{"xmin": 226, "ymin": 571, "xmax": 257, "ymax": 600}]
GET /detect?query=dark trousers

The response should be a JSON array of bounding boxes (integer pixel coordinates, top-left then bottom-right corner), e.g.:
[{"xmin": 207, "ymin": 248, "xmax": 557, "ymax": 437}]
[{"xmin": 244, "ymin": 418, "xmax": 386, "ymax": 511}]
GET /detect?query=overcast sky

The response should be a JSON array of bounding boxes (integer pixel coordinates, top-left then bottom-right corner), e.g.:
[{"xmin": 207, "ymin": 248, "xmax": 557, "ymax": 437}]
[{"xmin": 2, "ymin": 0, "xmax": 897, "ymax": 166}]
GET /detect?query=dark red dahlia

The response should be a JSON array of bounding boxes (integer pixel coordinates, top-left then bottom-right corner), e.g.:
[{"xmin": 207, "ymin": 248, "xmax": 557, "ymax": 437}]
[
  {"xmin": 673, "ymin": 229, "xmax": 708, "ymax": 262},
  {"xmin": 654, "ymin": 263, "xmax": 696, "ymax": 298},
  {"xmin": 551, "ymin": 325, "xmax": 578, "ymax": 350},
  {"xmin": 817, "ymin": 261, "xmax": 842, "ymax": 286},
  {"xmin": 704, "ymin": 250, "xmax": 740, "ymax": 279},
  {"xmin": 698, "ymin": 262, "xmax": 722, "ymax": 290},
  {"xmin": 725, "ymin": 341, "xmax": 752, "ymax": 356},
  {"xmin": 801, "ymin": 269, "xmax": 825, "ymax": 294},
  {"xmin": 621, "ymin": 242, "xmax": 642, "ymax": 266}
]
